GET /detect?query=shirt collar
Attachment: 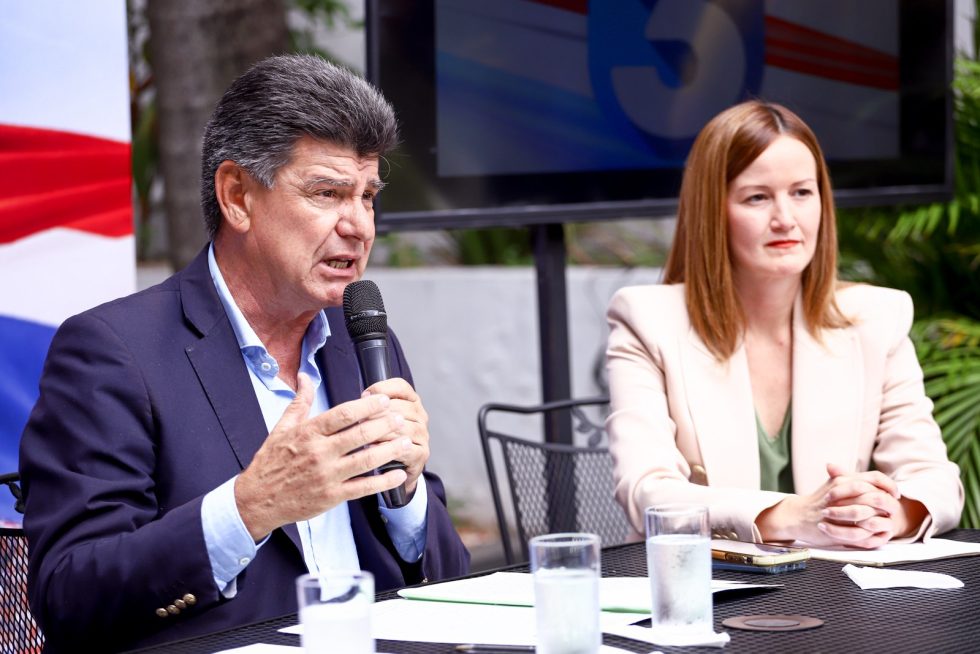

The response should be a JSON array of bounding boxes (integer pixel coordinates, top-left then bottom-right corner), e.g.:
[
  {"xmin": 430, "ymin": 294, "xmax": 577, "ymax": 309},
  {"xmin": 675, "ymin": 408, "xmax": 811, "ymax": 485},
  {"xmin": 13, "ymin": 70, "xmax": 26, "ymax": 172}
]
[{"xmin": 207, "ymin": 243, "xmax": 331, "ymax": 383}]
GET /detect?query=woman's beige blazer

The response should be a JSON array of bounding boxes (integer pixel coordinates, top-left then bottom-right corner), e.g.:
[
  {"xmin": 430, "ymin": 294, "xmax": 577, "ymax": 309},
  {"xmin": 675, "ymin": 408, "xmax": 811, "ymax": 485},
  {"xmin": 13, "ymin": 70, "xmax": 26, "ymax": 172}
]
[{"xmin": 606, "ymin": 283, "xmax": 963, "ymax": 542}]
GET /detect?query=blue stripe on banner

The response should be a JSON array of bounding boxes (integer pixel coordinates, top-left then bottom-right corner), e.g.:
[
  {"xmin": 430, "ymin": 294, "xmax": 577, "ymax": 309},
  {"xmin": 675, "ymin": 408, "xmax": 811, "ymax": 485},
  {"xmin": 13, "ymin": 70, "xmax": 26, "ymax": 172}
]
[{"xmin": 0, "ymin": 314, "xmax": 56, "ymax": 526}]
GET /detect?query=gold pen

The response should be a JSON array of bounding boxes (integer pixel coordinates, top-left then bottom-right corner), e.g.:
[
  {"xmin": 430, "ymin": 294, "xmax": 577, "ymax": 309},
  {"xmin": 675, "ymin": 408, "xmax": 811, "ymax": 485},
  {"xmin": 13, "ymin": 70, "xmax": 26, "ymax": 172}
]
[{"xmin": 454, "ymin": 645, "xmax": 536, "ymax": 653}]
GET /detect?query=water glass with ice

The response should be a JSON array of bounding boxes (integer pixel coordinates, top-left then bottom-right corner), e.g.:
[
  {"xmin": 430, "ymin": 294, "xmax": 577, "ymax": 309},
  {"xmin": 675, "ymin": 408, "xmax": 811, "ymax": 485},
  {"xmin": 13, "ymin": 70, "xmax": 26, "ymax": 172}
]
[
  {"xmin": 296, "ymin": 570, "xmax": 374, "ymax": 654},
  {"xmin": 644, "ymin": 504, "xmax": 712, "ymax": 637},
  {"xmin": 529, "ymin": 532, "xmax": 601, "ymax": 654}
]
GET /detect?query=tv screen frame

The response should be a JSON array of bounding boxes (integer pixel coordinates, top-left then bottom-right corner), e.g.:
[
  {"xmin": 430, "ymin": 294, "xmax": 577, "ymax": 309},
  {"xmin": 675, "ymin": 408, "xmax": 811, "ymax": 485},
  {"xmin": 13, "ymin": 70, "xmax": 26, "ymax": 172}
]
[{"xmin": 366, "ymin": 0, "xmax": 953, "ymax": 232}]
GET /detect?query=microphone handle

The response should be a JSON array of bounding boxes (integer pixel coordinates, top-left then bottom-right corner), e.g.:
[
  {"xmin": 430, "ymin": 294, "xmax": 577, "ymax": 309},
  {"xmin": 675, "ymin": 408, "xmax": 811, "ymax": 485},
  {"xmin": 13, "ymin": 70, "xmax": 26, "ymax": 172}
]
[{"xmin": 354, "ymin": 336, "xmax": 409, "ymax": 508}]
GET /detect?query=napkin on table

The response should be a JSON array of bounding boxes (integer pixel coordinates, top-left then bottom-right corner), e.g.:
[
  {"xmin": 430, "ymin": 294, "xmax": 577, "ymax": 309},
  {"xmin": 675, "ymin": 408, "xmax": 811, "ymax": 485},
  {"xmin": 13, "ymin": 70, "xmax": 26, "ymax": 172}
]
[{"xmin": 842, "ymin": 563, "xmax": 964, "ymax": 590}]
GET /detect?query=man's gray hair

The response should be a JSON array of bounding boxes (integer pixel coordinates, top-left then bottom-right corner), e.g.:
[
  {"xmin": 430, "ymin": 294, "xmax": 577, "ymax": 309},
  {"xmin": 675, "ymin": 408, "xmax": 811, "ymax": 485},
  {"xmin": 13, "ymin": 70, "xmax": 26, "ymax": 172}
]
[{"xmin": 200, "ymin": 54, "xmax": 399, "ymax": 237}]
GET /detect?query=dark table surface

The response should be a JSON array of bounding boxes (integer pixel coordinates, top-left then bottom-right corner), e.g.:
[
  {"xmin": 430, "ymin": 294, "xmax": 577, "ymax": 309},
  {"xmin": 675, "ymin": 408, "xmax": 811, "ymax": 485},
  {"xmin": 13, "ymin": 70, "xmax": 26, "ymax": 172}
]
[{"xmin": 130, "ymin": 529, "xmax": 980, "ymax": 653}]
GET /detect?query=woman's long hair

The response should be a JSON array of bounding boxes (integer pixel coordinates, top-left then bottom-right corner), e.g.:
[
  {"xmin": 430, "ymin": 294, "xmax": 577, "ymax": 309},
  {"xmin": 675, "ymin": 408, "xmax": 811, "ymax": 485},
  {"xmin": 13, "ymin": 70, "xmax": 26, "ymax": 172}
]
[{"xmin": 663, "ymin": 100, "xmax": 849, "ymax": 361}]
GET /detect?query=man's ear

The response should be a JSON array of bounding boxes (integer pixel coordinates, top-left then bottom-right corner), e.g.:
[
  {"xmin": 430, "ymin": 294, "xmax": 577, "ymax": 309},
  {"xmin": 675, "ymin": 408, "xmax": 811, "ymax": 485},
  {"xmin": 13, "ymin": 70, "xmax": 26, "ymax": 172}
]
[{"xmin": 214, "ymin": 161, "xmax": 252, "ymax": 234}]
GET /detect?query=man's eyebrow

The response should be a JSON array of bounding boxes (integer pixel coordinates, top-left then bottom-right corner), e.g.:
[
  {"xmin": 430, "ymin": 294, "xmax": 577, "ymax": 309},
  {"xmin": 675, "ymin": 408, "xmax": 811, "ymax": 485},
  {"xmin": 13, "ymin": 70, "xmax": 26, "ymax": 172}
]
[
  {"xmin": 304, "ymin": 176, "xmax": 353, "ymax": 189},
  {"xmin": 302, "ymin": 177, "xmax": 386, "ymax": 191}
]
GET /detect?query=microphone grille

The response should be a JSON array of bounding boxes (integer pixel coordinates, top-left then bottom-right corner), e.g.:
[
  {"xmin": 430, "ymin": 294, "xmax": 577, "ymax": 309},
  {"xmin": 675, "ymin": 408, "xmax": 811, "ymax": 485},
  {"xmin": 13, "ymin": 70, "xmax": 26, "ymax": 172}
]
[{"xmin": 343, "ymin": 280, "xmax": 388, "ymax": 338}]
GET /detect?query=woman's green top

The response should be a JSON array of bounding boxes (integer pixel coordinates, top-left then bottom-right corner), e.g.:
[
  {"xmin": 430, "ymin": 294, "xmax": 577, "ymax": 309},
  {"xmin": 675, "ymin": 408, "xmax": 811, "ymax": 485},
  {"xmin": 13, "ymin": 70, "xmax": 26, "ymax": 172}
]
[{"xmin": 757, "ymin": 403, "xmax": 795, "ymax": 493}]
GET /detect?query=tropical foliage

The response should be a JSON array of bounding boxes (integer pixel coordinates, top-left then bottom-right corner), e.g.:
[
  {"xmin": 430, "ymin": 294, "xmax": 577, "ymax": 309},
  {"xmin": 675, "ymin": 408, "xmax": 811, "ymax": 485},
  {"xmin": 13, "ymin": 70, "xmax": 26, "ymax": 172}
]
[{"xmin": 837, "ymin": 33, "xmax": 980, "ymax": 527}]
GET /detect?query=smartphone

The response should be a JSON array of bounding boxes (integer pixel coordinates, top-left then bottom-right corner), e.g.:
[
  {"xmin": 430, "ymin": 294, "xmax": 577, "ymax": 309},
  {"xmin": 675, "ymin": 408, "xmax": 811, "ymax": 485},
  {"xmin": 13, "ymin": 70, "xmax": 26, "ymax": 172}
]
[
  {"xmin": 710, "ymin": 540, "xmax": 810, "ymax": 566},
  {"xmin": 712, "ymin": 559, "xmax": 808, "ymax": 574}
]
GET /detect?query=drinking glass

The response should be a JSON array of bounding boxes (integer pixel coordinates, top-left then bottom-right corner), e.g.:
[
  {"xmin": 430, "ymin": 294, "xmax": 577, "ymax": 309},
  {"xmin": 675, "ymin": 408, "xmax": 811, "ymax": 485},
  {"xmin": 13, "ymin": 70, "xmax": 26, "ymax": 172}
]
[
  {"xmin": 644, "ymin": 504, "xmax": 712, "ymax": 637},
  {"xmin": 529, "ymin": 532, "xmax": 601, "ymax": 654},
  {"xmin": 296, "ymin": 571, "xmax": 374, "ymax": 654}
]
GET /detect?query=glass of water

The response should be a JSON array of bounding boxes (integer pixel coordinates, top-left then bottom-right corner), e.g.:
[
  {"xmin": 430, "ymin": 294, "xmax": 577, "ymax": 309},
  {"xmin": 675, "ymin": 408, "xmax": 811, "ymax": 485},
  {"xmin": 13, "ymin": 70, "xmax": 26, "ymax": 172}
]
[
  {"xmin": 644, "ymin": 504, "xmax": 712, "ymax": 637},
  {"xmin": 529, "ymin": 532, "xmax": 601, "ymax": 654},
  {"xmin": 296, "ymin": 570, "xmax": 374, "ymax": 654}
]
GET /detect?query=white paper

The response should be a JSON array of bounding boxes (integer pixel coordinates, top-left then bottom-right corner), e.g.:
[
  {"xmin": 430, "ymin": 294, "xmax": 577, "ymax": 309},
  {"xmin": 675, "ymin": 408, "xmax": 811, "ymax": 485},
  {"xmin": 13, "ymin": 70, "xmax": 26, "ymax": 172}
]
[
  {"xmin": 805, "ymin": 538, "xmax": 980, "ymax": 566},
  {"xmin": 212, "ymin": 645, "xmax": 300, "ymax": 654},
  {"xmin": 396, "ymin": 572, "xmax": 778, "ymax": 614},
  {"xmin": 211, "ymin": 644, "xmax": 401, "ymax": 654},
  {"xmin": 842, "ymin": 563, "xmax": 965, "ymax": 589},
  {"xmin": 280, "ymin": 599, "xmax": 640, "ymax": 645},
  {"xmin": 603, "ymin": 624, "xmax": 731, "ymax": 648}
]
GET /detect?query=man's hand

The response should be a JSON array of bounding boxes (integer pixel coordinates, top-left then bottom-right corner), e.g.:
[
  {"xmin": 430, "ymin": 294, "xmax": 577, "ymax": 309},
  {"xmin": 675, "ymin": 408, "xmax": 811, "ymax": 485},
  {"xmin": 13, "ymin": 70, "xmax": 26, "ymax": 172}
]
[
  {"xmin": 235, "ymin": 373, "xmax": 412, "ymax": 541},
  {"xmin": 361, "ymin": 377, "xmax": 430, "ymax": 498}
]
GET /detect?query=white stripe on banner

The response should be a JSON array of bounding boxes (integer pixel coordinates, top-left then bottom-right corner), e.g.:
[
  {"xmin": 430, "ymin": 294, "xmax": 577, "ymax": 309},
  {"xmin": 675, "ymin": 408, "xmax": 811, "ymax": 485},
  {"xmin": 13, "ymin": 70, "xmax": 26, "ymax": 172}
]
[
  {"xmin": 0, "ymin": 2, "xmax": 130, "ymax": 142},
  {"xmin": 0, "ymin": 229, "xmax": 136, "ymax": 327}
]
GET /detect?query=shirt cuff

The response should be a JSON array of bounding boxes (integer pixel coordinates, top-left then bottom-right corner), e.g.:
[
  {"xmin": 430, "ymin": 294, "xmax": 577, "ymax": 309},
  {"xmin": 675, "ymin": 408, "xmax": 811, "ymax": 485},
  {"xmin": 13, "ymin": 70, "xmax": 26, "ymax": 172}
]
[
  {"xmin": 378, "ymin": 474, "xmax": 429, "ymax": 563},
  {"xmin": 201, "ymin": 476, "xmax": 267, "ymax": 598}
]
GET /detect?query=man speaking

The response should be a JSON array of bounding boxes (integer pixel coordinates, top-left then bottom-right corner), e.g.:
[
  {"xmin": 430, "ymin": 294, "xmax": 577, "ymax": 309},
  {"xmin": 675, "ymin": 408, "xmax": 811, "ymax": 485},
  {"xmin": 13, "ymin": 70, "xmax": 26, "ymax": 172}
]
[{"xmin": 19, "ymin": 54, "xmax": 470, "ymax": 652}]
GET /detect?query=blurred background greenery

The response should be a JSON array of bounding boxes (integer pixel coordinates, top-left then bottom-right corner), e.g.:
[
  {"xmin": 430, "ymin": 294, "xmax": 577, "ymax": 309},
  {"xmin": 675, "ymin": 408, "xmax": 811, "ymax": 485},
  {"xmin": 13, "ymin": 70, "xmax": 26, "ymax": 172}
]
[{"xmin": 837, "ymin": 31, "xmax": 980, "ymax": 527}]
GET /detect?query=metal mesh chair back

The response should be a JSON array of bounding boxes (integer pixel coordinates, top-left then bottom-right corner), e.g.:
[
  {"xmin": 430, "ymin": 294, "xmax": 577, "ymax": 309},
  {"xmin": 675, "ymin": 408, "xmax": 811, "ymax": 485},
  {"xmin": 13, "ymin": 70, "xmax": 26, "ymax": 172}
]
[
  {"xmin": 478, "ymin": 397, "xmax": 632, "ymax": 564},
  {"xmin": 1, "ymin": 474, "xmax": 44, "ymax": 654},
  {"xmin": 0, "ymin": 529, "xmax": 44, "ymax": 654}
]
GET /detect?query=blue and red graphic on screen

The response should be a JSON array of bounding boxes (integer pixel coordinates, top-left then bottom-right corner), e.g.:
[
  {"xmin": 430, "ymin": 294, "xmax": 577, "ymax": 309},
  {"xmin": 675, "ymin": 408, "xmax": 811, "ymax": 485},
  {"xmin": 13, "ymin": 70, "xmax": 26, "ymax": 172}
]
[{"xmin": 435, "ymin": 0, "xmax": 898, "ymax": 177}]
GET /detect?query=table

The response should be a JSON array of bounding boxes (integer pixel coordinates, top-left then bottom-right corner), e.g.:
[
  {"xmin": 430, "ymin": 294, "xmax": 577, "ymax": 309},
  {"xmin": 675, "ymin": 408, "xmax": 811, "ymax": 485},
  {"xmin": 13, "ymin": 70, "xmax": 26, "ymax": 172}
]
[{"xmin": 130, "ymin": 529, "xmax": 980, "ymax": 653}]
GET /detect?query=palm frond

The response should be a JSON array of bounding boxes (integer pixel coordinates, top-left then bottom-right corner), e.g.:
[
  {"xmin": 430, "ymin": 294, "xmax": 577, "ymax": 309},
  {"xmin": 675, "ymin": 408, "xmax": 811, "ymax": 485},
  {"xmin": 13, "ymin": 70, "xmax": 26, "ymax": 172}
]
[{"xmin": 911, "ymin": 317, "xmax": 980, "ymax": 527}]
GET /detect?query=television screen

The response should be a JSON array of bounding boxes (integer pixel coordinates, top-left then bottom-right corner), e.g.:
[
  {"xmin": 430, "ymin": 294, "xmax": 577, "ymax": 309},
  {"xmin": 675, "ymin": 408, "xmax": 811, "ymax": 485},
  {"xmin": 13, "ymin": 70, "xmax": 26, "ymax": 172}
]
[{"xmin": 367, "ymin": 0, "xmax": 952, "ymax": 230}]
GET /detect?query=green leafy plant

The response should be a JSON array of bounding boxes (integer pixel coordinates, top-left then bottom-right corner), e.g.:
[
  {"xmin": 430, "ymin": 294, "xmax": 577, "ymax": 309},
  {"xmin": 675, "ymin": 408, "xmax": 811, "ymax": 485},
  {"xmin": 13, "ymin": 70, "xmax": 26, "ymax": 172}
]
[
  {"xmin": 913, "ymin": 319, "xmax": 980, "ymax": 527},
  {"xmin": 838, "ymin": 40, "xmax": 980, "ymax": 527}
]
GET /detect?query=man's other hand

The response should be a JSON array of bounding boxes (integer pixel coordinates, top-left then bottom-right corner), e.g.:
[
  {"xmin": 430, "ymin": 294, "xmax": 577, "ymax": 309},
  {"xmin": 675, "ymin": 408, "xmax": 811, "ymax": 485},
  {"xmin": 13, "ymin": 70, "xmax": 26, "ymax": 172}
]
[{"xmin": 235, "ymin": 373, "xmax": 411, "ymax": 541}]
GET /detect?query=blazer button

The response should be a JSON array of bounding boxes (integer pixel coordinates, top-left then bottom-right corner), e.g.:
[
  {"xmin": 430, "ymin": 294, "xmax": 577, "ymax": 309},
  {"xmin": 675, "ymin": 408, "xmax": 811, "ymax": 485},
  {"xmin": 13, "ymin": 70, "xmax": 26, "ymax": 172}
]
[
  {"xmin": 166, "ymin": 605, "xmax": 180, "ymax": 615},
  {"xmin": 183, "ymin": 594, "xmax": 197, "ymax": 606},
  {"xmin": 174, "ymin": 599, "xmax": 187, "ymax": 610},
  {"xmin": 155, "ymin": 608, "xmax": 169, "ymax": 618}
]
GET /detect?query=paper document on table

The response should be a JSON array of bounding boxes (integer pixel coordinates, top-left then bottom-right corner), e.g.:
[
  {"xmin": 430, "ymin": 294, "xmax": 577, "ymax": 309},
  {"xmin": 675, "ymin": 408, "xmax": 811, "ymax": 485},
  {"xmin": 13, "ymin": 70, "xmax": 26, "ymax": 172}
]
[
  {"xmin": 396, "ymin": 571, "xmax": 779, "ymax": 613},
  {"xmin": 805, "ymin": 538, "xmax": 980, "ymax": 566},
  {"xmin": 279, "ymin": 599, "xmax": 640, "ymax": 645},
  {"xmin": 212, "ymin": 645, "xmax": 300, "ymax": 654},
  {"xmin": 218, "ymin": 643, "xmax": 401, "ymax": 654}
]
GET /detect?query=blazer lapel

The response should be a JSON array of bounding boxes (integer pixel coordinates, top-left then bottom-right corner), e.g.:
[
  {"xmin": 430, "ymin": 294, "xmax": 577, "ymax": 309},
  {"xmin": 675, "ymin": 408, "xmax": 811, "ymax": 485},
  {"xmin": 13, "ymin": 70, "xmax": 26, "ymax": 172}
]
[
  {"xmin": 180, "ymin": 249, "xmax": 269, "ymax": 471},
  {"xmin": 680, "ymin": 328, "xmax": 759, "ymax": 489},
  {"xmin": 791, "ymin": 294, "xmax": 864, "ymax": 492},
  {"xmin": 179, "ymin": 248, "xmax": 304, "ymax": 552}
]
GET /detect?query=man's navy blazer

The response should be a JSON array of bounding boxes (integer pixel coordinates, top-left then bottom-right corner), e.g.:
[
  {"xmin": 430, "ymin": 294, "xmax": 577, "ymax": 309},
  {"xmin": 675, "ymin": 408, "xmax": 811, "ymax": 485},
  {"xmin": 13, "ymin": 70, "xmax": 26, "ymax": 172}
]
[{"xmin": 19, "ymin": 248, "xmax": 470, "ymax": 652}]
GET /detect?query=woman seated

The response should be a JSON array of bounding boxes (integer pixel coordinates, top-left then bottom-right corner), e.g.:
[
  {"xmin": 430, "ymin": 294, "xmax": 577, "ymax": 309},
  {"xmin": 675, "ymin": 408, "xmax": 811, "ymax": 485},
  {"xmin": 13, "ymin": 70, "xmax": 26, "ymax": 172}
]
[{"xmin": 606, "ymin": 100, "xmax": 963, "ymax": 548}]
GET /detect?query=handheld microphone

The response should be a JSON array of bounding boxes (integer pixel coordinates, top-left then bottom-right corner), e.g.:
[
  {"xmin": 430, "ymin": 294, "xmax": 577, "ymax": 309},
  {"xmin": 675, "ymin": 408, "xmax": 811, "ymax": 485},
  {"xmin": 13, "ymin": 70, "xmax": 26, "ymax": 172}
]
[{"xmin": 342, "ymin": 280, "xmax": 408, "ymax": 508}]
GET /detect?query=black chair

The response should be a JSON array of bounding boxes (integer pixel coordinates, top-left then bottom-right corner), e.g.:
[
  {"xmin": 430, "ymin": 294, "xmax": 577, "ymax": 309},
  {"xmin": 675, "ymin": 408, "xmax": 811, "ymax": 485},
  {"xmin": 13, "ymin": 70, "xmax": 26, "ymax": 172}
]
[
  {"xmin": 1, "ymin": 473, "xmax": 44, "ymax": 654},
  {"xmin": 477, "ymin": 397, "xmax": 632, "ymax": 565}
]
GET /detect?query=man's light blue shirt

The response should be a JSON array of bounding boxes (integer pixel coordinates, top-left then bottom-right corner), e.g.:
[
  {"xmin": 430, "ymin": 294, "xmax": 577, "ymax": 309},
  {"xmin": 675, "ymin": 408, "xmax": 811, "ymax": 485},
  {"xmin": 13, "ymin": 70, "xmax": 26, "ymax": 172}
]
[{"xmin": 200, "ymin": 244, "xmax": 427, "ymax": 596}]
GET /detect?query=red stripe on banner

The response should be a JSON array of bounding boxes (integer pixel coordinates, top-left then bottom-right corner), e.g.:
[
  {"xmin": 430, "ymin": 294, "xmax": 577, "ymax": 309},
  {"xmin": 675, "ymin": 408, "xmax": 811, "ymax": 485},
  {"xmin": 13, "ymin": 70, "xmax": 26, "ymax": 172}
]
[
  {"xmin": 764, "ymin": 16, "xmax": 899, "ymax": 90},
  {"xmin": 0, "ymin": 124, "xmax": 131, "ymax": 243}
]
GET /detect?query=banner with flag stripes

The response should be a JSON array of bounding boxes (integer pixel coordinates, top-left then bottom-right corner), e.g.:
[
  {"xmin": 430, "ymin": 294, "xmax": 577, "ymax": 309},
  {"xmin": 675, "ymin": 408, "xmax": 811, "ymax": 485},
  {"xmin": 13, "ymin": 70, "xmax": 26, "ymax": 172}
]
[{"xmin": 0, "ymin": 1, "xmax": 134, "ymax": 526}]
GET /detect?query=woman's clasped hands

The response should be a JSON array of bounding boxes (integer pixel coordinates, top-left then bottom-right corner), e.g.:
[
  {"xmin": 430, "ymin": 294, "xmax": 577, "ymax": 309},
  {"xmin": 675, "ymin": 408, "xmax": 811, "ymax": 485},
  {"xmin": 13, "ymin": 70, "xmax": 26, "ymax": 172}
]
[{"xmin": 758, "ymin": 463, "xmax": 927, "ymax": 548}]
